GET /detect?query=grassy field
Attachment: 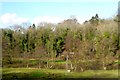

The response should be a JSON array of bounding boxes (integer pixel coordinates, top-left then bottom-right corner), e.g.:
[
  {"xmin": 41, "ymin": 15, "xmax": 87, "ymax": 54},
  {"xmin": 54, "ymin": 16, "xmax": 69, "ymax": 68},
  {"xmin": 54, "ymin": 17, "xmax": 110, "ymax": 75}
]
[{"xmin": 2, "ymin": 68, "xmax": 119, "ymax": 79}]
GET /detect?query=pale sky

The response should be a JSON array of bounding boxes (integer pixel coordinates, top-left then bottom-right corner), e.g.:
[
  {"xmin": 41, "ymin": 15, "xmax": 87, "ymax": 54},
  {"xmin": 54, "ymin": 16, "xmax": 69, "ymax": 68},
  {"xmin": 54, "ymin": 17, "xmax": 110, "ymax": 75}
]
[{"xmin": 0, "ymin": 0, "xmax": 119, "ymax": 28}]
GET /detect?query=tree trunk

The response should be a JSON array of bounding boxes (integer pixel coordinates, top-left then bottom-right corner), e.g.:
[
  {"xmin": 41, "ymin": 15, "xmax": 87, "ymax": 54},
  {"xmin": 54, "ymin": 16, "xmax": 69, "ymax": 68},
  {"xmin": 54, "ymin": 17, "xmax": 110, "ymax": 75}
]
[
  {"xmin": 47, "ymin": 52, "xmax": 49, "ymax": 68},
  {"xmin": 66, "ymin": 53, "xmax": 68, "ymax": 71},
  {"xmin": 26, "ymin": 53, "xmax": 29, "ymax": 68},
  {"xmin": 24, "ymin": 52, "xmax": 26, "ymax": 68},
  {"xmin": 47, "ymin": 61, "xmax": 48, "ymax": 68},
  {"xmin": 27, "ymin": 63, "xmax": 28, "ymax": 68},
  {"xmin": 70, "ymin": 63, "xmax": 73, "ymax": 70},
  {"xmin": 51, "ymin": 50, "xmax": 54, "ymax": 68},
  {"xmin": 103, "ymin": 59, "xmax": 106, "ymax": 70},
  {"xmin": 39, "ymin": 58, "xmax": 41, "ymax": 69},
  {"xmin": 80, "ymin": 67, "xmax": 84, "ymax": 72}
]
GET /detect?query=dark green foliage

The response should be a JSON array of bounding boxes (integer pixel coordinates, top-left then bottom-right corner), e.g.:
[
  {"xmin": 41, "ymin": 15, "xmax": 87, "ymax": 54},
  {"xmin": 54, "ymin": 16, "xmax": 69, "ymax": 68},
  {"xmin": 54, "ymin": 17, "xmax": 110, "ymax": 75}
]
[
  {"xmin": 53, "ymin": 36, "xmax": 65, "ymax": 57},
  {"xmin": 89, "ymin": 14, "xmax": 100, "ymax": 25},
  {"xmin": 41, "ymin": 31, "xmax": 50, "ymax": 48}
]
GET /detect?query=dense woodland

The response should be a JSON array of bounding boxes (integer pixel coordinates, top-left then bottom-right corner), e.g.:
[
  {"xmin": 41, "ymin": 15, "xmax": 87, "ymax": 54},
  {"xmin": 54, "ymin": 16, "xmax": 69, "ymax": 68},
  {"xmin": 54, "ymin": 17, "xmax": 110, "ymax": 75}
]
[{"xmin": 2, "ymin": 14, "xmax": 120, "ymax": 72}]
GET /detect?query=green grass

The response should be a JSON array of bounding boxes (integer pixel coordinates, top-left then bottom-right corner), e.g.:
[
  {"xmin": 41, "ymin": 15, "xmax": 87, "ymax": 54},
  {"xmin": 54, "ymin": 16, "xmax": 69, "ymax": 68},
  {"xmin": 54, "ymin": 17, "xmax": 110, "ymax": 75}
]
[
  {"xmin": 9, "ymin": 58, "xmax": 120, "ymax": 66},
  {"xmin": 114, "ymin": 60, "xmax": 120, "ymax": 64},
  {"xmin": 12, "ymin": 58, "xmax": 67, "ymax": 64},
  {"xmin": 2, "ymin": 68, "xmax": 119, "ymax": 79}
]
